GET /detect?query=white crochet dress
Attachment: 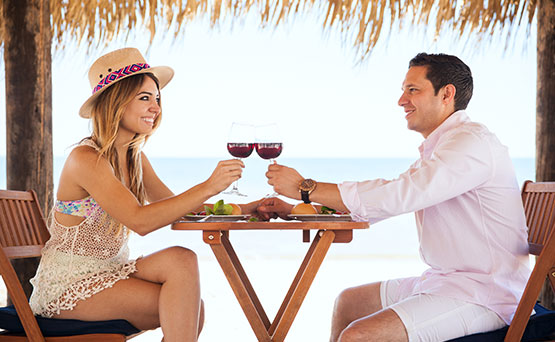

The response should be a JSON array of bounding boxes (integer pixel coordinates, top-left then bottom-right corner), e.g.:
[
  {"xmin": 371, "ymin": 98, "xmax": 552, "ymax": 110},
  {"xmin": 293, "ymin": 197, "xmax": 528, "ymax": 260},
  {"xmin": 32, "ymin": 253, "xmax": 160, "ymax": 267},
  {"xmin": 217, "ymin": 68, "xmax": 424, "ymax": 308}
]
[{"xmin": 29, "ymin": 140, "xmax": 138, "ymax": 318}]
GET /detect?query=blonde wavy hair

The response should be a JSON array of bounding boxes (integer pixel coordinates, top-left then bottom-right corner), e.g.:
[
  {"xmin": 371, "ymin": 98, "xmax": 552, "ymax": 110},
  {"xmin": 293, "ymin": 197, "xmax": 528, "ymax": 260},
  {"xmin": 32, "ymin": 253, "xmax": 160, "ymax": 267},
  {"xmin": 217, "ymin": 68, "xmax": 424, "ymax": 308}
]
[{"xmin": 87, "ymin": 73, "xmax": 162, "ymax": 234}]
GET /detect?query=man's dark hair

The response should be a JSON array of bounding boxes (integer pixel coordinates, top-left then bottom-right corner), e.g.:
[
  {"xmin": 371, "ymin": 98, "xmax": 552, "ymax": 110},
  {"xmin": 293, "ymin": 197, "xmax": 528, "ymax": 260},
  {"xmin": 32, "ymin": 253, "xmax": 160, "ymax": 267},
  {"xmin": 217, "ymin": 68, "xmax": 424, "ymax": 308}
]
[{"xmin": 409, "ymin": 53, "xmax": 473, "ymax": 111}]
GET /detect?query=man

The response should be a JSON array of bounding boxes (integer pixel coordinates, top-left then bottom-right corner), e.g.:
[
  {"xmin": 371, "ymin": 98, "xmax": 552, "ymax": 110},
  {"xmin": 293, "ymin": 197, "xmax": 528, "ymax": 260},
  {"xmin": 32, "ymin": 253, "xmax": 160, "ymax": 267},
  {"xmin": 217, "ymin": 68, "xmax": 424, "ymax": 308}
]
[{"xmin": 260, "ymin": 53, "xmax": 531, "ymax": 341}]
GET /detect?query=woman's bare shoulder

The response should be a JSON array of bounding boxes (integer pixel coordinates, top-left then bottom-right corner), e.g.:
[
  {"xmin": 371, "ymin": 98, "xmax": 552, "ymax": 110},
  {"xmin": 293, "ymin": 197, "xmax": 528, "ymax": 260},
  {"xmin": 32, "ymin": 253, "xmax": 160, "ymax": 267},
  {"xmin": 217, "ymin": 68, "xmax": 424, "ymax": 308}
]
[
  {"xmin": 56, "ymin": 146, "xmax": 101, "ymax": 199},
  {"xmin": 64, "ymin": 145, "xmax": 111, "ymax": 175}
]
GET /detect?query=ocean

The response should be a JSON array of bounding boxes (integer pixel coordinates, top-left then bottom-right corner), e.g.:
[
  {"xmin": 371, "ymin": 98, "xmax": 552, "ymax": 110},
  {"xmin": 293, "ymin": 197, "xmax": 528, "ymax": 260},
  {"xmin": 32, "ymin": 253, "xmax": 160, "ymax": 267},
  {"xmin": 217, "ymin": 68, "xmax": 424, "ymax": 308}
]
[{"xmin": 0, "ymin": 156, "xmax": 536, "ymax": 259}]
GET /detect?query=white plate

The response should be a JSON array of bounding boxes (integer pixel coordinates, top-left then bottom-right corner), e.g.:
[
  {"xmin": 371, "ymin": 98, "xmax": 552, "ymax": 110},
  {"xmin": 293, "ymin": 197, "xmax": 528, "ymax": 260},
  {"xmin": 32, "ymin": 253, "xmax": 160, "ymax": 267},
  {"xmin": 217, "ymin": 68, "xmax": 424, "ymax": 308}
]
[
  {"xmin": 182, "ymin": 215, "xmax": 250, "ymax": 222},
  {"xmin": 287, "ymin": 214, "xmax": 352, "ymax": 222}
]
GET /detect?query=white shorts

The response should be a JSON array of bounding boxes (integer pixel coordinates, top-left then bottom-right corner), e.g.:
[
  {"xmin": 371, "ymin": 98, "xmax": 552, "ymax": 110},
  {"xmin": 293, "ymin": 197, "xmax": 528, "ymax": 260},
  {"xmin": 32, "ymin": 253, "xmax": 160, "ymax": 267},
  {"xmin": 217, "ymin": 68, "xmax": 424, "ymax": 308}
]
[{"xmin": 380, "ymin": 278, "xmax": 506, "ymax": 341}]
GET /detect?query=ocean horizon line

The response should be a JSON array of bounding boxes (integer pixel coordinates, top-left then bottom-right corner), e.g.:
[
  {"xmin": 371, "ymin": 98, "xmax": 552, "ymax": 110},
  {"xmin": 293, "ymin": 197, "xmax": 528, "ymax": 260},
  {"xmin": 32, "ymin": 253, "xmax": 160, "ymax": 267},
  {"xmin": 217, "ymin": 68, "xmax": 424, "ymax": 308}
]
[{"xmin": 0, "ymin": 155, "xmax": 536, "ymax": 159}]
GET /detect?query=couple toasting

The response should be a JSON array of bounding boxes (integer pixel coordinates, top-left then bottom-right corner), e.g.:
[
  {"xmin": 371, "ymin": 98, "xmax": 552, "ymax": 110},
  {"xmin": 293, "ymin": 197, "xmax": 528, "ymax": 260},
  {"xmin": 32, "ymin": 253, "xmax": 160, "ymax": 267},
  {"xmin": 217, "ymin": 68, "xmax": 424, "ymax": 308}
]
[{"xmin": 28, "ymin": 48, "xmax": 530, "ymax": 342}]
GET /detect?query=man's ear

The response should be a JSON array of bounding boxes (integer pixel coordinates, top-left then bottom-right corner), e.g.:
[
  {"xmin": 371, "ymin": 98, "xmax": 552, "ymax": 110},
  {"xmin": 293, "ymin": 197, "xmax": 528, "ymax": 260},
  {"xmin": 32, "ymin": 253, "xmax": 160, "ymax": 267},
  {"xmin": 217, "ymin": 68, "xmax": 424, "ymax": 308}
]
[{"xmin": 442, "ymin": 84, "xmax": 456, "ymax": 104}]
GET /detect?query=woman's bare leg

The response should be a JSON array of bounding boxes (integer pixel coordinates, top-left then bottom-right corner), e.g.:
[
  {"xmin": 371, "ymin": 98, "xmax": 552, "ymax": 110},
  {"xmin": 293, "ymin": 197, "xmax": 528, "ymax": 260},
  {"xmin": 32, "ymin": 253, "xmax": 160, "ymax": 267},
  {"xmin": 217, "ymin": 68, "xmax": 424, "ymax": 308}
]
[{"xmin": 55, "ymin": 246, "xmax": 202, "ymax": 342}]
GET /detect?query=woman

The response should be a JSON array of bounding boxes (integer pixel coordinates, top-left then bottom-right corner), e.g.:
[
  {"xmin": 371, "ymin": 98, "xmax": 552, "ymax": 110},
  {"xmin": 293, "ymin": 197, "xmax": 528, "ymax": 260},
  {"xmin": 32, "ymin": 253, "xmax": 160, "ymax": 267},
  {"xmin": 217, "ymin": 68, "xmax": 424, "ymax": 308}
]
[{"xmin": 29, "ymin": 48, "xmax": 258, "ymax": 342}]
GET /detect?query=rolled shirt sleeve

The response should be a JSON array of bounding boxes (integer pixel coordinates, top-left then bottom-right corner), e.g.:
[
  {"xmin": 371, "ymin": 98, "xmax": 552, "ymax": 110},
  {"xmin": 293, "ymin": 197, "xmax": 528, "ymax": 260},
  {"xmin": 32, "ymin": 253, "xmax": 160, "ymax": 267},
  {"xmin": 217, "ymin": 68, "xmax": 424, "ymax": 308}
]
[{"xmin": 339, "ymin": 127, "xmax": 493, "ymax": 222}]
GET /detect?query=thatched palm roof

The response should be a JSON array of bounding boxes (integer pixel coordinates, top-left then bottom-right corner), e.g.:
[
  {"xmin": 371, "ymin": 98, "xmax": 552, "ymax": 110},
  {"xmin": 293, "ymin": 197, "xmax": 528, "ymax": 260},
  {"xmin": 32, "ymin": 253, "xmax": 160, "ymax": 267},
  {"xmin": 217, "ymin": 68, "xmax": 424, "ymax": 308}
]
[{"xmin": 0, "ymin": 0, "xmax": 537, "ymax": 58}]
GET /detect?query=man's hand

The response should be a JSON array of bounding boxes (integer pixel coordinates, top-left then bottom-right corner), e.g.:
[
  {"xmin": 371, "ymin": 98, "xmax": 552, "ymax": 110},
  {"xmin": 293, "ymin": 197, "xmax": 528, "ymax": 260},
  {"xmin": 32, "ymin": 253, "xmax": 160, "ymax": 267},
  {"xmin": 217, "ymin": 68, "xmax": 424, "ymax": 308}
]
[
  {"xmin": 265, "ymin": 163, "xmax": 303, "ymax": 200},
  {"xmin": 256, "ymin": 197, "xmax": 294, "ymax": 221}
]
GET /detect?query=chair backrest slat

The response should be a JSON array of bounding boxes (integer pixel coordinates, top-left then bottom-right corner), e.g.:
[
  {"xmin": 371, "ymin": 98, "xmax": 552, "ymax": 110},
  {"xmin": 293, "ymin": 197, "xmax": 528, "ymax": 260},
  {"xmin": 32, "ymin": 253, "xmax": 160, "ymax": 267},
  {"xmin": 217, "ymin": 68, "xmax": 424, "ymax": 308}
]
[
  {"xmin": 21, "ymin": 200, "xmax": 38, "ymax": 244},
  {"xmin": 521, "ymin": 181, "xmax": 555, "ymax": 255},
  {"xmin": 29, "ymin": 190, "xmax": 50, "ymax": 245},
  {"xmin": 24, "ymin": 200, "xmax": 43, "ymax": 245},
  {"xmin": 546, "ymin": 192, "xmax": 555, "ymax": 244},
  {"xmin": 2, "ymin": 199, "xmax": 20, "ymax": 246},
  {"xmin": 529, "ymin": 192, "xmax": 543, "ymax": 242},
  {"xmin": 0, "ymin": 190, "xmax": 49, "ymax": 257},
  {"xmin": 15, "ymin": 199, "xmax": 35, "ymax": 244},
  {"xmin": 0, "ymin": 200, "xmax": 10, "ymax": 247},
  {"xmin": 534, "ymin": 193, "xmax": 547, "ymax": 243}
]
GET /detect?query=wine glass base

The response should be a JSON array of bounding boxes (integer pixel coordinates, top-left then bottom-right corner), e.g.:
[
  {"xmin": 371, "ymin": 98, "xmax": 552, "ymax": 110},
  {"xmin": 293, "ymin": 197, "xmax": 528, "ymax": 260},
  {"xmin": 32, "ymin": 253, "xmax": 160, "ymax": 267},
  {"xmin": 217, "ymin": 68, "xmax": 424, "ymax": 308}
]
[
  {"xmin": 223, "ymin": 190, "xmax": 248, "ymax": 197},
  {"xmin": 264, "ymin": 192, "xmax": 279, "ymax": 198}
]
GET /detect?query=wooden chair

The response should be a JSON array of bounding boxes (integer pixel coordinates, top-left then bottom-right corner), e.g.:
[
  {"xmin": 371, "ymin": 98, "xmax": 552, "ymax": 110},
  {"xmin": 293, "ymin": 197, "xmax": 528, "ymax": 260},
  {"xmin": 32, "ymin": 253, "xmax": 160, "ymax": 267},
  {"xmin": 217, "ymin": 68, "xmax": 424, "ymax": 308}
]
[
  {"xmin": 506, "ymin": 180, "xmax": 555, "ymax": 341},
  {"xmin": 0, "ymin": 189, "xmax": 141, "ymax": 341},
  {"xmin": 449, "ymin": 180, "xmax": 555, "ymax": 341}
]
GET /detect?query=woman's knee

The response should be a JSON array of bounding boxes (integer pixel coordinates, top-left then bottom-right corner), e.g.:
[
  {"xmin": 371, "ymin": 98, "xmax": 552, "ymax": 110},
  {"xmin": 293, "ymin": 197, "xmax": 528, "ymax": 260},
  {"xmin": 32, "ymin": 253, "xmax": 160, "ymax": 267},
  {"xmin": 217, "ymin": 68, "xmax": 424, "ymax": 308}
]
[
  {"xmin": 162, "ymin": 246, "xmax": 199, "ymax": 267},
  {"xmin": 142, "ymin": 246, "xmax": 199, "ymax": 282}
]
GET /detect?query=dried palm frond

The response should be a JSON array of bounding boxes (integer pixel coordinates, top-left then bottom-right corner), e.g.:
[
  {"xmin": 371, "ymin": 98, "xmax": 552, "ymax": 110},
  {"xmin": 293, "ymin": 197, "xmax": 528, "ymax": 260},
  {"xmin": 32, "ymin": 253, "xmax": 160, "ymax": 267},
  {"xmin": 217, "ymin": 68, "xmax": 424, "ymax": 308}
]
[{"xmin": 0, "ymin": 0, "xmax": 537, "ymax": 59}]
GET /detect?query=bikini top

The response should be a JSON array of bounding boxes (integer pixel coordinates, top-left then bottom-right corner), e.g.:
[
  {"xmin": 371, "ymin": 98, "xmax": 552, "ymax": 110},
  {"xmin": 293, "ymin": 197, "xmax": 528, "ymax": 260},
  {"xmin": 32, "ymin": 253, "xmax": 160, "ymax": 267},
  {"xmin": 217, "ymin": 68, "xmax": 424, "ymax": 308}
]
[{"xmin": 55, "ymin": 196, "xmax": 98, "ymax": 218}]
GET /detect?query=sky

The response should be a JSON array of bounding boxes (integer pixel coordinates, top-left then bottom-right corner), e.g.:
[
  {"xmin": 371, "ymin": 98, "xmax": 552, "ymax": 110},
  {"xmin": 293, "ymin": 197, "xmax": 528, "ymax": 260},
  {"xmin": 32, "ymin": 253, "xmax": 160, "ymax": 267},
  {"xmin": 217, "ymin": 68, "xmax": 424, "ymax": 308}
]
[{"xmin": 0, "ymin": 12, "xmax": 537, "ymax": 159}]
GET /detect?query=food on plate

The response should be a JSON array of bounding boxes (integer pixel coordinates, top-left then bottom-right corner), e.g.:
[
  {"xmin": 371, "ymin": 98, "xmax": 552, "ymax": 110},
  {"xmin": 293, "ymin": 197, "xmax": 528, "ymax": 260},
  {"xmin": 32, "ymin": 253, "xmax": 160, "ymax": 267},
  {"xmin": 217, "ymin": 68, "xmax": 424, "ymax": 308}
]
[
  {"xmin": 320, "ymin": 206, "xmax": 347, "ymax": 215},
  {"xmin": 291, "ymin": 202, "xmax": 318, "ymax": 214},
  {"xmin": 204, "ymin": 199, "xmax": 235, "ymax": 215},
  {"xmin": 229, "ymin": 203, "xmax": 242, "ymax": 215},
  {"xmin": 320, "ymin": 206, "xmax": 336, "ymax": 214},
  {"xmin": 185, "ymin": 200, "xmax": 241, "ymax": 216}
]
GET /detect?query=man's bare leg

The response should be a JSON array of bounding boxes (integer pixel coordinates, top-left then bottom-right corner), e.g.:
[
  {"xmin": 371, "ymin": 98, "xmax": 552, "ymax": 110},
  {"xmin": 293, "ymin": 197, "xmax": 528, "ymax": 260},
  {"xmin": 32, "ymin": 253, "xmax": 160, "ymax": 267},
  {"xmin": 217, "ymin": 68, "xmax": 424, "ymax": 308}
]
[
  {"xmin": 339, "ymin": 309, "xmax": 408, "ymax": 342},
  {"xmin": 330, "ymin": 282, "xmax": 408, "ymax": 342}
]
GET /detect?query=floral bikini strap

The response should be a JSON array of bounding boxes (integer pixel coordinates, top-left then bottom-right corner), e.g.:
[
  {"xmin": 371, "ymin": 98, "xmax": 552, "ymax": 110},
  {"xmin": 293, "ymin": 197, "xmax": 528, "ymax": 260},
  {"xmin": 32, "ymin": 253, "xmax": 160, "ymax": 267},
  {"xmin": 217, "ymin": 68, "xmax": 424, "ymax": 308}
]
[{"xmin": 55, "ymin": 196, "xmax": 98, "ymax": 218}]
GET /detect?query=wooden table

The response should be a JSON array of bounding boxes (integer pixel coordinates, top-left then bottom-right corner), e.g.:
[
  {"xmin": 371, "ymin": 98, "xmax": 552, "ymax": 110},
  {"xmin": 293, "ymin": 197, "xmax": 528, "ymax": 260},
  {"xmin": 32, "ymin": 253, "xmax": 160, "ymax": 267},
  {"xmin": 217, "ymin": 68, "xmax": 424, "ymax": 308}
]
[{"xmin": 172, "ymin": 220, "xmax": 369, "ymax": 342}]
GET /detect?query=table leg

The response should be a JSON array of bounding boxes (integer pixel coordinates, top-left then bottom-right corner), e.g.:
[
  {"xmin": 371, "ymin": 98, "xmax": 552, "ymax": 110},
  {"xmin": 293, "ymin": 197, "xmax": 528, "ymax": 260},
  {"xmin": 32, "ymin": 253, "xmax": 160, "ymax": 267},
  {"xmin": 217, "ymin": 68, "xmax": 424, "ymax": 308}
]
[
  {"xmin": 270, "ymin": 230, "xmax": 336, "ymax": 341},
  {"xmin": 204, "ymin": 229, "xmax": 337, "ymax": 342},
  {"xmin": 204, "ymin": 231, "xmax": 272, "ymax": 341}
]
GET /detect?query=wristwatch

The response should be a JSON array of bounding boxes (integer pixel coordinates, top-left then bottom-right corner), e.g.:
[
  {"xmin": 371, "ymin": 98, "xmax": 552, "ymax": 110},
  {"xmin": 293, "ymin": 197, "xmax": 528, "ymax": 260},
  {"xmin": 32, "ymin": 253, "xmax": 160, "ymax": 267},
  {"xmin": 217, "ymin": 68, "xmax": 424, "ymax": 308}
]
[{"xmin": 299, "ymin": 179, "xmax": 317, "ymax": 203}]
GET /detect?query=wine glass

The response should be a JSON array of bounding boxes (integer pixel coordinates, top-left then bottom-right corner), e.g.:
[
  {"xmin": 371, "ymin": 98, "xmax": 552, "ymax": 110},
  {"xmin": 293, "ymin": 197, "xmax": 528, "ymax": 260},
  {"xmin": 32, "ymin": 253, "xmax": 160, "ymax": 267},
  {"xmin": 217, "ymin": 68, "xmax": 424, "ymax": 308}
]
[
  {"xmin": 223, "ymin": 122, "xmax": 255, "ymax": 196},
  {"xmin": 255, "ymin": 123, "xmax": 283, "ymax": 197}
]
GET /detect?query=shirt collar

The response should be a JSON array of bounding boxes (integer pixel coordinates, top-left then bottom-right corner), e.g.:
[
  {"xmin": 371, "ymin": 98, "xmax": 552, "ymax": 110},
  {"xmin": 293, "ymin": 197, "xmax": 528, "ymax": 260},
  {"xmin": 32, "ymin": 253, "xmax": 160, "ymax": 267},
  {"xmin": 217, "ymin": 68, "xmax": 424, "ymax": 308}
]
[{"xmin": 418, "ymin": 110, "xmax": 470, "ymax": 158}]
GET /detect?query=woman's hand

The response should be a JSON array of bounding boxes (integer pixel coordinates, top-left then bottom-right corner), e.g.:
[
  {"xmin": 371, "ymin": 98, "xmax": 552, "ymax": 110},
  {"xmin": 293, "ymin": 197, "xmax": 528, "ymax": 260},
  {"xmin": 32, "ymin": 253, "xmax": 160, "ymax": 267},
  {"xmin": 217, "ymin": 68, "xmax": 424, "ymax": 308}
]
[
  {"xmin": 204, "ymin": 159, "xmax": 244, "ymax": 196},
  {"xmin": 256, "ymin": 197, "xmax": 294, "ymax": 221}
]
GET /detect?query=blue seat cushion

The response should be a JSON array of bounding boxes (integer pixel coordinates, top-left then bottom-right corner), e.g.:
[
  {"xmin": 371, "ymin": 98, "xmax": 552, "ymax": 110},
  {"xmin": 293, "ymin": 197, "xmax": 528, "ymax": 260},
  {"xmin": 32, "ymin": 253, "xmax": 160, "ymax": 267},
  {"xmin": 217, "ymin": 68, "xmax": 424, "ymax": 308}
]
[
  {"xmin": 447, "ymin": 303, "xmax": 555, "ymax": 342},
  {"xmin": 0, "ymin": 306, "xmax": 140, "ymax": 337}
]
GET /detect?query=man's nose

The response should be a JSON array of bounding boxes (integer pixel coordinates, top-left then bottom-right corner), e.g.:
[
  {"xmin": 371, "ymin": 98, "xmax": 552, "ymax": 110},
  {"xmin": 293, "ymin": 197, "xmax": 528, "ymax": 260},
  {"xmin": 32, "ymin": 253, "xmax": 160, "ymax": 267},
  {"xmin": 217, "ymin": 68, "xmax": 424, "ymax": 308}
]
[{"xmin": 398, "ymin": 93, "xmax": 408, "ymax": 107}]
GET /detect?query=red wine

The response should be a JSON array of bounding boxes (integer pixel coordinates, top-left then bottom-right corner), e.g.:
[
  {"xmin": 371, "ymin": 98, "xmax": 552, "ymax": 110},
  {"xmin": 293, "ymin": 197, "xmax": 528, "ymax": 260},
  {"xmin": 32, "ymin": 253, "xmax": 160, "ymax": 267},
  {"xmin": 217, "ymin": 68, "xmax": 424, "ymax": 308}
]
[
  {"xmin": 227, "ymin": 143, "xmax": 254, "ymax": 158},
  {"xmin": 255, "ymin": 143, "xmax": 283, "ymax": 159}
]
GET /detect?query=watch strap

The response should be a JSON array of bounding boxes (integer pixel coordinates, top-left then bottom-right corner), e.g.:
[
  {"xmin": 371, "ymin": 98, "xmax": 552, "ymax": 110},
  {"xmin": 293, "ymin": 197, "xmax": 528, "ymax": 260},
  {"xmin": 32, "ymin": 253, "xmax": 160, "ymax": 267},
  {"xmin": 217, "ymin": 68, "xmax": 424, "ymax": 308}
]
[{"xmin": 301, "ymin": 190, "xmax": 310, "ymax": 203}]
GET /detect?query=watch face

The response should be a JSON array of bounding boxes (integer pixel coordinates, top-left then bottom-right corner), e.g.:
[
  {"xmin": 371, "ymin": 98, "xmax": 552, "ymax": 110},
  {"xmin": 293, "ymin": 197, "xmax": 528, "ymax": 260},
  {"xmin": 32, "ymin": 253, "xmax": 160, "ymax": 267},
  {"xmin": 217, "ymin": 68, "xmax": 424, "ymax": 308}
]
[{"xmin": 300, "ymin": 179, "xmax": 316, "ymax": 191}]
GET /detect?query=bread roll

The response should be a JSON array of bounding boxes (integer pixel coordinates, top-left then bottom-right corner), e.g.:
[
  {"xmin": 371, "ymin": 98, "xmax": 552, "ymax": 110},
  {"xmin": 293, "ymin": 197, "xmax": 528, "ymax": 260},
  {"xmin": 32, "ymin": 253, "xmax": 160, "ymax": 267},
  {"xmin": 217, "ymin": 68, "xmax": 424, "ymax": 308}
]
[
  {"xmin": 291, "ymin": 202, "xmax": 318, "ymax": 214},
  {"xmin": 229, "ymin": 203, "xmax": 242, "ymax": 215}
]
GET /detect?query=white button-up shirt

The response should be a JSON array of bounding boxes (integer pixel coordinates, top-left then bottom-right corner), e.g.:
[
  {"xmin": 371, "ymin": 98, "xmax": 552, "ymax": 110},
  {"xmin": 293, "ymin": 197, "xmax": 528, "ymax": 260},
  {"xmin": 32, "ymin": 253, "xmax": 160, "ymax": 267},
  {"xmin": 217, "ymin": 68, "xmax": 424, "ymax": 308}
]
[{"xmin": 338, "ymin": 110, "xmax": 530, "ymax": 324}]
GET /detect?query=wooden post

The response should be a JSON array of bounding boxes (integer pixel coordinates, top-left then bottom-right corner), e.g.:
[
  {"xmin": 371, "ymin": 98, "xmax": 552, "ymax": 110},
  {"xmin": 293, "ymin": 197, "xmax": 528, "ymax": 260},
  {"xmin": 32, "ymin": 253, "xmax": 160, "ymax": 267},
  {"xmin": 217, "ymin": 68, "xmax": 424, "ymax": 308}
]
[
  {"xmin": 2, "ymin": 0, "xmax": 53, "ymax": 299},
  {"xmin": 536, "ymin": 0, "xmax": 555, "ymax": 309}
]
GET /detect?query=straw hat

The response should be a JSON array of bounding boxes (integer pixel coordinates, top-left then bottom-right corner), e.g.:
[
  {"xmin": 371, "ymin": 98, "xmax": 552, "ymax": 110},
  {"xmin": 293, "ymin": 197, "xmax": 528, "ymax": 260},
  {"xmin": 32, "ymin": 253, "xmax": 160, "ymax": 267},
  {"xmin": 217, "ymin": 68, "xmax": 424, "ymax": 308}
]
[{"xmin": 79, "ymin": 47, "xmax": 174, "ymax": 118}]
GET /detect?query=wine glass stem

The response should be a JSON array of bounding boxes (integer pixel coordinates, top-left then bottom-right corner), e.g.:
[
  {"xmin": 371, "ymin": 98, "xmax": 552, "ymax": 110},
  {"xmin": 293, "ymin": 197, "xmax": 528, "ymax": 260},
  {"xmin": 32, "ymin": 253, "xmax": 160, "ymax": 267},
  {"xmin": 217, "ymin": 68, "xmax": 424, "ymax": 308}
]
[{"xmin": 267, "ymin": 159, "xmax": 278, "ymax": 197}]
